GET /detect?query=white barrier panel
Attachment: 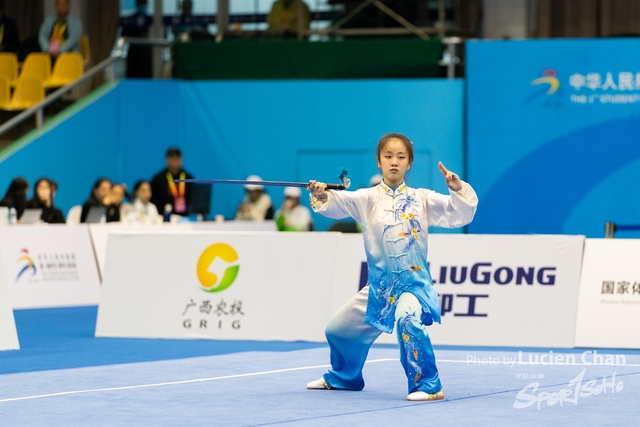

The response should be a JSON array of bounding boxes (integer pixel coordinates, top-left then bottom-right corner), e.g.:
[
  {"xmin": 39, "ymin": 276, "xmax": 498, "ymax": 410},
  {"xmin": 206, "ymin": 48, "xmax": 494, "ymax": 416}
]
[
  {"xmin": 331, "ymin": 234, "xmax": 585, "ymax": 347},
  {"xmin": 575, "ymin": 239, "xmax": 640, "ymax": 349},
  {"xmin": 0, "ymin": 225, "xmax": 101, "ymax": 309},
  {"xmin": 0, "ymin": 256, "xmax": 19, "ymax": 350},
  {"xmin": 89, "ymin": 222, "xmax": 277, "ymax": 278},
  {"xmin": 96, "ymin": 232, "xmax": 339, "ymax": 341}
]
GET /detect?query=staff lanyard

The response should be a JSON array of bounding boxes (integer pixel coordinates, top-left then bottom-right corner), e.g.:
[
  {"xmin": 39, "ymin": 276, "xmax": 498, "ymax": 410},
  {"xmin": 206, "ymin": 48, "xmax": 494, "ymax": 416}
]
[
  {"xmin": 167, "ymin": 172, "xmax": 185, "ymax": 198},
  {"xmin": 51, "ymin": 21, "xmax": 66, "ymax": 41}
]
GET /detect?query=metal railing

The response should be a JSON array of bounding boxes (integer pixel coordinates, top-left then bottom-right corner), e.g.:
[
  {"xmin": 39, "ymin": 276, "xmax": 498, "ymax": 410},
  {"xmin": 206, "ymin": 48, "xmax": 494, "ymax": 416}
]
[{"xmin": 0, "ymin": 37, "xmax": 172, "ymax": 140}]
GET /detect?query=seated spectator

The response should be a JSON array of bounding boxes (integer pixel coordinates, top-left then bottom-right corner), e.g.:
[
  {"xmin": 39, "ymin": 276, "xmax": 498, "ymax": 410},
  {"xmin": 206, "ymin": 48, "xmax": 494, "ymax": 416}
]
[
  {"xmin": 39, "ymin": 0, "xmax": 82, "ymax": 59},
  {"xmin": 267, "ymin": 0, "xmax": 310, "ymax": 36},
  {"xmin": 172, "ymin": 0, "xmax": 206, "ymax": 38},
  {"xmin": 0, "ymin": 177, "xmax": 28, "ymax": 220},
  {"xmin": 369, "ymin": 173, "xmax": 382, "ymax": 187},
  {"xmin": 150, "ymin": 147, "xmax": 194, "ymax": 217},
  {"xmin": 122, "ymin": 180, "xmax": 159, "ymax": 224},
  {"xmin": 235, "ymin": 175, "xmax": 274, "ymax": 221},
  {"xmin": 275, "ymin": 186, "xmax": 312, "ymax": 231},
  {"xmin": 81, "ymin": 178, "xmax": 117, "ymax": 223},
  {"xmin": 0, "ymin": 1, "xmax": 20, "ymax": 54},
  {"xmin": 108, "ymin": 183, "xmax": 127, "ymax": 223},
  {"xmin": 27, "ymin": 178, "xmax": 64, "ymax": 223}
]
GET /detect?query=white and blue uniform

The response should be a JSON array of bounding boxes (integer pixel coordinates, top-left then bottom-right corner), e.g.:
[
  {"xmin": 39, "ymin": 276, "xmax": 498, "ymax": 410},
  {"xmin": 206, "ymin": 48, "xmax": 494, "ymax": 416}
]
[{"xmin": 311, "ymin": 180, "xmax": 478, "ymax": 393}]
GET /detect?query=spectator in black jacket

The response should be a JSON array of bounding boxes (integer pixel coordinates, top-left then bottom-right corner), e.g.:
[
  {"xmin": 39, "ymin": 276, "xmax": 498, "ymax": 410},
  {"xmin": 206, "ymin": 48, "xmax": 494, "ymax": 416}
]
[
  {"xmin": 150, "ymin": 147, "xmax": 194, "ymax": 216},
  {"xmin": 27, "ymin": 178, "xmax": 64, "ymax": 223},
  {"xmin": 0, "ymin": 1, "xmax": 20, "ymax": 54},
  {"xmin": 81, "ymin": 178, "xmax": 120, "ymax": 223},
  {"xmin": 0, "ymin": 177, "xmax": 28, "ymax": 220}
]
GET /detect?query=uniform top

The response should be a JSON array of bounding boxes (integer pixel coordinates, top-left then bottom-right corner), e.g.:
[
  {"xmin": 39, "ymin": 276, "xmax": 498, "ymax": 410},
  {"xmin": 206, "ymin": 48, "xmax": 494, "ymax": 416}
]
[{"xmin": 311, "ymin": 181, "xmax": 478, "ymax": 333}]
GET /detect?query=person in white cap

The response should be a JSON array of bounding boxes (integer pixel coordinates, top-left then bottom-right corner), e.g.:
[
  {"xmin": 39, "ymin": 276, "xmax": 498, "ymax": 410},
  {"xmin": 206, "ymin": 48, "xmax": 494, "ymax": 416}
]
[
  {"xmin": 276, "ymin": 186, "xmax": 313, "ymax": 231},
  {"xmin": 234, "ymin": 175, "xmax": 274, "ymax": 221},
  {"xmin": 369, "ymin": 173, "xmax": 382, "ymax": 187}
]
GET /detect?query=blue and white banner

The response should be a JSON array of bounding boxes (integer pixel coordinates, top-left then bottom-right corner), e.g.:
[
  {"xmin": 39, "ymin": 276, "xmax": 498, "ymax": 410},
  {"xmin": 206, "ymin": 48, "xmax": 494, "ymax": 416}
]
[{"xmin": 467, "ymin": 39, "xmax": 640, "ymax": 238}]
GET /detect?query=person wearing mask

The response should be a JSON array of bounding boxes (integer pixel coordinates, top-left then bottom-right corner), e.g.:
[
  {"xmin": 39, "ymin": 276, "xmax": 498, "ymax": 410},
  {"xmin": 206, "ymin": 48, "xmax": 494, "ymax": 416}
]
[
  {"xmin": 150, "ymin": 147, "xmax": 194, "ymax": 217},
  {"xmin": 38, "ymin": 0, "xmax": 82, "ymax": 59},
  {"xmin": 0, "ymin": 0, "xmax": 20, "ymax": 54},
  {"xmin": 27, "ymin": 178, "xmax": 64, "ymax": 223},
  {"xmin": 81, "ymin": 178, "xmax": 118, "ymax": 223},
  {"xmin": 123, "ymin": 180, "xmax": 159, "ymax": 224},
  {"xmin": 0, "ymin": 177, "xmax": 28, "ymax": 221},
  {"xmin": 235, "ymin": 175, "xmax": 274, "ymax": 221},
  {"xmin": 275, "ymin": 186, "xmax": 312, "ymax": 231}
]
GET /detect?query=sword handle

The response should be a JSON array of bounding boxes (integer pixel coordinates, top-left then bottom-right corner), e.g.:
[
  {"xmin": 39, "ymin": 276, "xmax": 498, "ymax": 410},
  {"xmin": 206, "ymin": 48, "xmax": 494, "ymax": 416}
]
[{"xmin": 325, "ymin": 183, "xmax": 346, "ymax": 190}]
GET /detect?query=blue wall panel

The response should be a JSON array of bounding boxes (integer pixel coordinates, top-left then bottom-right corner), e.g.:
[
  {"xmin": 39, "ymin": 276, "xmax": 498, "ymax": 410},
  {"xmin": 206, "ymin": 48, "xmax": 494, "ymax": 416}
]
[
  {"xmin": 0, "ymin": 86, "xmax": 120, "ymax": 215},
  {"xmin": 0, "ymin": 79, "xmax": 464, "ymax": 232},
  {"xmin": 467, "ymin": 38, "xmax": 640, "ymax": 237},
  {"xmin": 180, "ymin": 79, "xmax": 464, "ymax": 231}
]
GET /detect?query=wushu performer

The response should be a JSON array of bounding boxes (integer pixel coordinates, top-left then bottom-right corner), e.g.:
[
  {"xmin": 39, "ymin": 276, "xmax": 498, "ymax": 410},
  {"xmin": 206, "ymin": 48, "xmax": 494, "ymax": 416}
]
[{"xmin": 306, "ymin": 133, "xmax": 478, "ymax": 401}]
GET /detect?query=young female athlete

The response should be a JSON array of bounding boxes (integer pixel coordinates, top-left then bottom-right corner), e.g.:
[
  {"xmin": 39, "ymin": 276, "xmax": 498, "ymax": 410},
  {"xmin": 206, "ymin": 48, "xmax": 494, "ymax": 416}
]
[{"xmin": 306, "ymin": 133, "xmax": 478, "ymax": 401}]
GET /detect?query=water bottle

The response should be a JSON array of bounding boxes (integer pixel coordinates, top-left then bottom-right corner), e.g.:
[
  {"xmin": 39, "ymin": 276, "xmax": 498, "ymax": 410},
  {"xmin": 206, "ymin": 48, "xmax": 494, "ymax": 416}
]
[
  {"xmin": 8, "ymin": 207, "xmax": 17, "ymax": 225},
  {"xmin": 163, "ymin": 204, "xmax": 172, "ymax": 223}
]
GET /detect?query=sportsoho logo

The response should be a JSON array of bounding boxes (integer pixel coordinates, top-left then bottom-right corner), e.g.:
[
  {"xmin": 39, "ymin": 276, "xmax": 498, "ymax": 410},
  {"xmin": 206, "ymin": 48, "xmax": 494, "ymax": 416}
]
[{"xmin": 196, "ymin": 243, "xmax": 240, "ymax": 293}]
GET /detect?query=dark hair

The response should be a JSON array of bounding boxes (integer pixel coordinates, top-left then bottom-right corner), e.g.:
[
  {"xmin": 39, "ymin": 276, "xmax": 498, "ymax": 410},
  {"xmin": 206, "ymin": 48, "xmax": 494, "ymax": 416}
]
[
  {"xmin": 133, "ymin": 179, "xmax": 150, "ymax": 194},
  {"xmin": 2, "ymin": 177, "xmax": 29, "ymax": 217},
  {"xmin": 166, "ymin": 146, "xmax": 182, "ymax": 158},
  {"xmin": 32, "ymin": 178, "xmax": 52, "ymax": 205},
  {"xmin": 376, "ymin": 133, "xmax": 414, "ymax": 165},
  {"xmin": 90, "ymin": 177, "xmax": 111, "ymax": 199}
]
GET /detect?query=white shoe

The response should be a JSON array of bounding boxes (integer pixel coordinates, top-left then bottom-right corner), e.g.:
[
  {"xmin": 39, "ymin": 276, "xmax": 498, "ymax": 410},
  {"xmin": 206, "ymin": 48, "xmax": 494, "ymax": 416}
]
[
  {"xmin": 306, "ymin": 378, "xmax": 330, "ymax": 390},
  {"xmin": 406, "ymin": 389, "xmax": 444, "ymax": 402}
]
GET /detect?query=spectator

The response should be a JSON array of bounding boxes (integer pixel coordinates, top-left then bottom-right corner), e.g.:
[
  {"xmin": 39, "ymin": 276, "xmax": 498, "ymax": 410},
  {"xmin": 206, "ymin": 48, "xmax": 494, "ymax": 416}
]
[
  {"xmin": 39, "ymin": 0, "xmax": 82, "ymax": 59},
  {"xmin": 81, "ymin": 178, "xmax": 118, "ymax": 223},
  {"xmin": 235, "ymin": 175, "xmax": 274, "ymax": 221},
  {"xmin": 121, "ymin": 0, "xmax": 153, "ymax": 78},
  {"xmin": 108, "ymin": 183, "xmax": 126, "ymax": 222},
  {"xmin": 0, "ymin": 177, "xmax": 28, "ymax": 220},
  {"xmin": 275, "ymin": 186, "xmax": 312, "ymax": 231},
  {"xmin": 0, "ymin": 0, "xmax": 20, "ymax": 54},
  {"xmin": 267, "ymin": 0, "xmax": 310, "ymax": 36},
  {"xmin": 27, "ymin": 178, "xmax": 64, "ymax": 223},
  {"xmin": 123, "ymin": 179, "xmax": 159, "ymax": 224},
  {"xmin": 150, "ymin": 147, "xmax": 194, "ymax": 217},
  {"xmin": 172, "ymin": 0, "xmax": 206, "ymax": 37}
]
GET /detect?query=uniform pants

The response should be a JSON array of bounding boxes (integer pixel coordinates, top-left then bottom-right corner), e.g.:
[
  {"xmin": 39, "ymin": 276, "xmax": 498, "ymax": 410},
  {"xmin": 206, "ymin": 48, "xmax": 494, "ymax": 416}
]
[{"xmin": 323, "ymin": 286, "xmax": 442, "ymax": 394}]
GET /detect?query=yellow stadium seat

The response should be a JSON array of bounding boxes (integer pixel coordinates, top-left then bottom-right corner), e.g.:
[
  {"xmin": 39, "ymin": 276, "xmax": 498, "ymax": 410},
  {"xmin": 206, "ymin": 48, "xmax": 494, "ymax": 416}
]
[
  {"xmin": 0, "ymin": 76, "xmax": 11, "ymax": 109},
  {"xmin": 0, "ymin": 53, "xmax": 19, "ymax": 86},
  {"xmin": 16, "ymin": 53, "xmax": 51, "ymax": 87},
  {"xmin": 79, "ymin": 35, "xmax": 90, "ymax": 66},
  {"xmin": 44, "ymin": 52, "xmax": 84, "ymax": 89},
  {"xmin": 0, "ymin": 76, "xmax": 45, "ymax": 111}
]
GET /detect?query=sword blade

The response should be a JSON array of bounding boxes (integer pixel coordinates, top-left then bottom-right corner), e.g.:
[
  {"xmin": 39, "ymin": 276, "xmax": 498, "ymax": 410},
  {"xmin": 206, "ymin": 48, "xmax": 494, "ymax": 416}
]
[
  {"xmin": 172, "ymin": 179, "xmax": 346, "ymax": 190},
  {"xmin": 172, "ymin": 179, "xmax": 308, "ymax": 187}
]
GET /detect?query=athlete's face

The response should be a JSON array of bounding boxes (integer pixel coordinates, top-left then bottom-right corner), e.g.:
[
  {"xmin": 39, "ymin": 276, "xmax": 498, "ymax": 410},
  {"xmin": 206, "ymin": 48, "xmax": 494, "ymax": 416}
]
[{"xmin": 377, "ymin": 138, "xmax": 411, "ymax": 188}]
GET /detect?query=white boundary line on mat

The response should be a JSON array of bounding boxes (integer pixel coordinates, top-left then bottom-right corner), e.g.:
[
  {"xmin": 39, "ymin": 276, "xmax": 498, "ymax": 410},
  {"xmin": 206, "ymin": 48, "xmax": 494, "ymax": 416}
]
[
  {"xmin": 0, "ymin": 358, "xmax": 397, "ymax": 404},
  {"xmin": 2, "ymin": 357, "xmax": 639, "ymax": 404}
]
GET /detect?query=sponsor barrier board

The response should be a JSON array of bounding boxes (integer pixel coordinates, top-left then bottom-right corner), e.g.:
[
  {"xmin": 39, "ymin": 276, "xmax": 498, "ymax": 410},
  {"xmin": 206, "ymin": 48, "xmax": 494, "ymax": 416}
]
[
  {"xmin": 96, "ymin": 232, "xmax": 339, "ymax": 341},
  {"xmin": 0, "ymin": 225, "xmax": 101, "ymax": 309},
  {"xmin": 574, "ymin": 239, "xmax": 640, "ymax": 348}
]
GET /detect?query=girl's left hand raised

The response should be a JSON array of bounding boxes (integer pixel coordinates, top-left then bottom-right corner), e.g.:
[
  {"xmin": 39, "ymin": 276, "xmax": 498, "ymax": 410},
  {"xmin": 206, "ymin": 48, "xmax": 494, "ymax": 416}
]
[{"xmin": 438, "ymin": 161, "xmax": 463, "ymax": 192}]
